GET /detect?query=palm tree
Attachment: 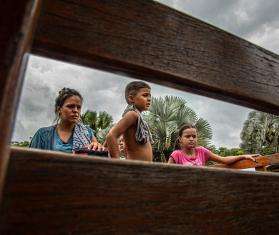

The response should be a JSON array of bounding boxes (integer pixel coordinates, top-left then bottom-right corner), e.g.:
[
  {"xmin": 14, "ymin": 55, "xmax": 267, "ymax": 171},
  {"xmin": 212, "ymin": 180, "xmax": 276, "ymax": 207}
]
[
  {"xmin": 144, "ymin": 96, "xmax": 212, "ymax": 162},
  {"xmin": 240, "ymin": 111, "xmax": 262, "ymax": 153},
  {"xmin": 81, "ymin": 110, "xmax": 113, "ymax": 143},
  {"xmin": 240, "ymin": 111, "xmax": 279, "ymax": 154}
]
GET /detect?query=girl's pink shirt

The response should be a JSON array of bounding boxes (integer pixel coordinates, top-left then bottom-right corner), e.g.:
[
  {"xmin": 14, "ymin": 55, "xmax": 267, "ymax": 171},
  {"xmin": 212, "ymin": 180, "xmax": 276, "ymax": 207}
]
[{"xmin": 170, "ymin": 147, "xmax": 211, "ymax": 166}]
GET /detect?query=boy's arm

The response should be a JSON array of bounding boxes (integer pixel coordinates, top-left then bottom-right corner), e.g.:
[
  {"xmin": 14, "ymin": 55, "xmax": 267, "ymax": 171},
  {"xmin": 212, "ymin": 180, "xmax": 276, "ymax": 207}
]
[
  {"xmin": 208, "ymin": 151, "xmax": 258, "ymax": 165},
  {"xmin": 106, "ymin": 111, "xmax": 138, "ymax": 158}
]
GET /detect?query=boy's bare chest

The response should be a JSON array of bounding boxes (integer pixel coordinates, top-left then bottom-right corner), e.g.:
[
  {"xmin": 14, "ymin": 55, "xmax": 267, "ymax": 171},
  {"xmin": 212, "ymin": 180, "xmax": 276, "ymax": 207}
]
[{"xmin": 123, "ymin": 127, "xmax": 152, "ymax": 161}]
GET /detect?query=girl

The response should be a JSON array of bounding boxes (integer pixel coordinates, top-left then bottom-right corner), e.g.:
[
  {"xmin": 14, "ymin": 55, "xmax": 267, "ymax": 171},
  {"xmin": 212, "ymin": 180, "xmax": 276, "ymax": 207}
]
[{"xmin": 168, "ymin": 124, "xmax": 257, "ymax": 166}]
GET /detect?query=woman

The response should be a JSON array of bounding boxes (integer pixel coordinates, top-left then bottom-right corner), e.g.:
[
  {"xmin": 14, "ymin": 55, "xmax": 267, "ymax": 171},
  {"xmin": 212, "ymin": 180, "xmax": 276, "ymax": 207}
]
[{"xmin": 30, "ymin": 88, "xmax": 104, "ymax": 153}]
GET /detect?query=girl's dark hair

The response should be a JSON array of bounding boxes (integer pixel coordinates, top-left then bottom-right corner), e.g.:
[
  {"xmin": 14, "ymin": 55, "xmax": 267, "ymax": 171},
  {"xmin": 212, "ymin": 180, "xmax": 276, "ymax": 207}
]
[
  {"xmin": 174, "ymin": 123, "xmax": 197, "ymax": 149},
  {"xmin": 54, "ymin": 87, "xmax": 83, "ymax": 121}
]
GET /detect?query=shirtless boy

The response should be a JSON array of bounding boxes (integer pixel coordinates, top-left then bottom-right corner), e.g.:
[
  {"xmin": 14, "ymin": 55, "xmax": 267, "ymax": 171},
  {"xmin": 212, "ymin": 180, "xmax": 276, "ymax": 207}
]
[{"xmin": 106, "ymin": 81, "xmax": 153, "ymax": 161}]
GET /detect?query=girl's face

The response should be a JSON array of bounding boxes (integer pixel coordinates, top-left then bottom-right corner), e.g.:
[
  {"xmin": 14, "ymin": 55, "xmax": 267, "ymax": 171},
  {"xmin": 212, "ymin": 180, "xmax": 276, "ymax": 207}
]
[
  {"xmin": 179, "ymin": 128, "xmax": 198, "ymax": 150},
  {"xmin": 58, "ymin": 95, "xmax": 82, "ymax": 124}
]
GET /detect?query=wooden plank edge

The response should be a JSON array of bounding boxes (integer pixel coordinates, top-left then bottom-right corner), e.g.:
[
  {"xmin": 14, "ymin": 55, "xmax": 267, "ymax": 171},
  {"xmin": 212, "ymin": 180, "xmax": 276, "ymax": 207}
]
[
  {"xmin": 0, "ymin": 0, "xmax": 42, "ymax": 205},
  {"xmin": 9, "ymin": 147, "xmax": 279, "ymax": 177}
]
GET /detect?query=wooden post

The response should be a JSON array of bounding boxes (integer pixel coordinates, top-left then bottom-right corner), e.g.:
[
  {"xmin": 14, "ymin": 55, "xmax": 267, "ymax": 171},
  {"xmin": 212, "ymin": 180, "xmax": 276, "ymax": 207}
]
[{"xmin": 0, "ymin": 0, "xmax": 41, "ymax": 203}]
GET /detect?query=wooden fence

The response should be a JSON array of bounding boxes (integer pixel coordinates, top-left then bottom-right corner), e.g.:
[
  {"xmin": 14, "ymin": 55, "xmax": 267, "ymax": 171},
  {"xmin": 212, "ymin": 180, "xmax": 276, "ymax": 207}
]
[{"xmin": 1, "ymin": 1, "xmax": 279, "ymax": 234}]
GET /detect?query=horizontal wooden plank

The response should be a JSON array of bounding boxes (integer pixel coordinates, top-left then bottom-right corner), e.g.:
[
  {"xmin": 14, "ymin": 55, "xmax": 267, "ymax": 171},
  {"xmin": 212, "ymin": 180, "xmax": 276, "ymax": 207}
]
[
  {"xmin": 32, "ymin": 0, "xmax": 279, "ymax": 114},
  {"xmin": 0, "ymin": 0, "xmax": 41, "ymax": 202},
  {"xmin": 1, "ymin": 147, "xmax": 279, "ymax": 234}
]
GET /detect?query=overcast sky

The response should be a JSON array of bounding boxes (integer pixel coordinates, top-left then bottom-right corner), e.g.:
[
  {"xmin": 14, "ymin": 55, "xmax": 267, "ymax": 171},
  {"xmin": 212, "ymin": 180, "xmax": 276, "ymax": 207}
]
[{"xmin": 13, "ymin": 0, "xmax": 279, "ymax": 148}]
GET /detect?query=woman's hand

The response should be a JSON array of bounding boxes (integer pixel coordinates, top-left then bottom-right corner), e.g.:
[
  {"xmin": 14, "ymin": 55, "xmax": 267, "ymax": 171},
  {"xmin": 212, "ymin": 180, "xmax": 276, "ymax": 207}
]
[{"xmin": 87, "ymin": 141, "xmax": 106, "ymax": 152}]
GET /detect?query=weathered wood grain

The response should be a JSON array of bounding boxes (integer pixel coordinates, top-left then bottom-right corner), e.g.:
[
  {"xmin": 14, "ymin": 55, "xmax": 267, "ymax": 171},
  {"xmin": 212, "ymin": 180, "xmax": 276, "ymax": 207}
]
[
  {"xmin": 32, "ymin": 0, "xmax": 279, "ymax": 114},
  {"xmin": 0, "ymin": 0, "xmax": 41, "ymax": 202},
  {"xmin": 1, "ymin": 147, "xmax": 279, "ymax": 234}
]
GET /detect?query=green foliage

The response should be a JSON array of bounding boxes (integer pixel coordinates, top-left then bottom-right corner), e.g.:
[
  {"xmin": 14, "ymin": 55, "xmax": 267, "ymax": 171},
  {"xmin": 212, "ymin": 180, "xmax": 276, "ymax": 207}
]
[
  {"xmin": 11, "ymin": 141, "xmax": 30, "ymax": 148},
  {"xmin": 214, "ymin": 147, "xmax": 244, "ymax": 157},
  {"xmin": 96, "ymin": 125, "xmax": 114, "ymax": 144},
  {"xmin": 81, "ymin": 110, "xmax": 113, "ymax": 143},
  {"xmin": 81, "ymin": 110, "xmax": 98, "ymax": 130},
  {"xmin": 144, "ymin": 96, "xmax": 213, "ymax": 162},
  {"xmin": 240, "ymin": 111, "xmax": 279, "ymax": 154}
]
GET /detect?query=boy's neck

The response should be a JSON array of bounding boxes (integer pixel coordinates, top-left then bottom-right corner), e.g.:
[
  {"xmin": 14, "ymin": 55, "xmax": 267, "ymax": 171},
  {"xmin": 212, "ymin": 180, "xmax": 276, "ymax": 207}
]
[{"xmin": 130, "ymin": 104, "xmax": 143, "ymax": 112}]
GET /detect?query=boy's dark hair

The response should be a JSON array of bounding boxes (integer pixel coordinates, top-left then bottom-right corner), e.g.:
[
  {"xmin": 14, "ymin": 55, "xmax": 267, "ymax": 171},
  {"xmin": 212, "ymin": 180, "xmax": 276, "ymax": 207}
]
[
  {"xmin": 125, "ymin": 81, "xmax": 150, "ymax": 104},
  {"xmin": 54, "ymin": 87, "xmax": 83, "ymax": 120},
  {"xmin": 174, "ymin": 123, "xmax": 197, "ymax": 149}
]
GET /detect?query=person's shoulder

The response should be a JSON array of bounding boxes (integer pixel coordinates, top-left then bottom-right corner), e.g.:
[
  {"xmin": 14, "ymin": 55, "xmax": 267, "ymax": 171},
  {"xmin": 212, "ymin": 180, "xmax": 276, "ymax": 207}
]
[
  {"xmin": 170, "ymin": 150, "xmax": 182, "ymax": 163},
  {"xmin": 37, "ymin": 125, "xmax": 55, "ymax": 132},
  {"xmin": 122, "ymin": 110, "xmax": 139, "ymax": 121},
  {"xmin": 83, "ymin": 124, "xmax": 95, "ymax": 137},
  {"xmin": 123, "ymin": 110, "xmax": 138, "ymax": 116},
  {"xmin": 196, "ymin": 146, "xmax": 209, "ymax": 151},
  {"xmin": 82, "ymin": 124, "xmax": 93, "ymax": 131},
  {"xmin": 196, "ymin": 146, "xmax": 211, "ymax": 155},
  {"xmin": 171, "ymin": 150, "xmax": 182, "ymax": 156},
  {"xmin": 35, "ymin": 125, "xmax": 55, "ymax": 135},
  {"xmin": 30, "ymin": 125, "xmax": 55, "ymax": 145}
]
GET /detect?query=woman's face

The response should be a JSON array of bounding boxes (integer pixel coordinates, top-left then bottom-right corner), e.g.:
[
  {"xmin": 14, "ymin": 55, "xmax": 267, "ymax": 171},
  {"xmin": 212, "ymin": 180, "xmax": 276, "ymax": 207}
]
[
  {"xmin": 179, "ymin": 128, "xmax": 198, "ymax": 150},
  {"xmin": 58, "ymin": 95, "xmax": 82, "ymax": 124}
]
